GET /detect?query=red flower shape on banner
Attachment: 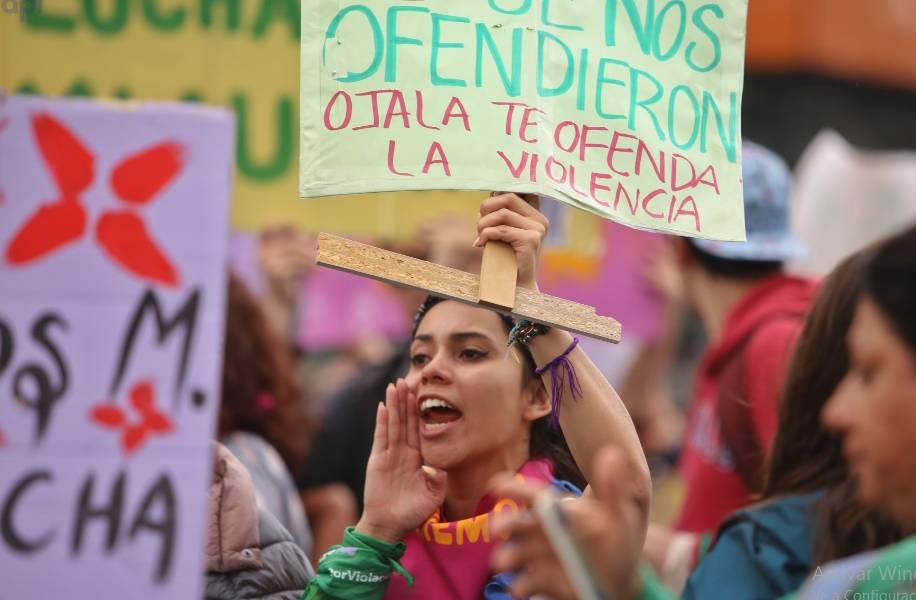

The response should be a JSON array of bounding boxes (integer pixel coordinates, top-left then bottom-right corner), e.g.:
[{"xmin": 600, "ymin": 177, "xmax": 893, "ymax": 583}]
[
  {"xmin": 4, "ymin": 113, "xmax": 184, "ymax": 287},
  {"xmin": 89, "ymin": 379, "xmax": 175, "ymax": 456}
]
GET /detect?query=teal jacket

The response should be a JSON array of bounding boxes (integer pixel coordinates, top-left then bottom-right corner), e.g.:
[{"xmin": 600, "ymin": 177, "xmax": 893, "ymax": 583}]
[
  {"xmin": 639, "ymin": 492, "xmax": 822, "ymax": 600},
  {"xmin": 684, "ymin": 492, "xmax": 821, "ymax": 599}
]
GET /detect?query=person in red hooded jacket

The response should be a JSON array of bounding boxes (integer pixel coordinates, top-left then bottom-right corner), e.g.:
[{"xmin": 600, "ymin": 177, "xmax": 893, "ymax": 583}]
[{"xmin": 644, "ymin": 141, "xmax": 817, "ymax": 591}]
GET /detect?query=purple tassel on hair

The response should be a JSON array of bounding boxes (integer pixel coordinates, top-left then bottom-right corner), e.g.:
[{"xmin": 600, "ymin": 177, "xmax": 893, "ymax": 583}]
[{"xmin": 535, "ymin": 337, "xmax": 582, "ymax": 430}]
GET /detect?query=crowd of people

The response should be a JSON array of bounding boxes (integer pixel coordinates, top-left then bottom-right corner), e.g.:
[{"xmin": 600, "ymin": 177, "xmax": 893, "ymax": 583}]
[{"xmin": 206, "ymin": 141, "xmax": 916, "ymax": 600}]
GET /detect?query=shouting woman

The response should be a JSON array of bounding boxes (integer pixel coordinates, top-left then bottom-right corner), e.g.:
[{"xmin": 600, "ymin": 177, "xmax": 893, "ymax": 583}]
[{"xmin": 303, "ymin": 193, "xmax": 650, "ymax": 599}]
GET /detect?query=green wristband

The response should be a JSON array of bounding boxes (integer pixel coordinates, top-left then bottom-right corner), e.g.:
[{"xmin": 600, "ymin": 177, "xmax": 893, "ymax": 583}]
[
  {"xmin": 306, "ymin": 528, "xmax": 414, "ymax": 600},
  {"xmin": 344, "ymin": 528, "xmax": 415, "ymax": 584},
  {"xmin": 635, "ymin": 564, "xmax": 679, "ymax": 600}
]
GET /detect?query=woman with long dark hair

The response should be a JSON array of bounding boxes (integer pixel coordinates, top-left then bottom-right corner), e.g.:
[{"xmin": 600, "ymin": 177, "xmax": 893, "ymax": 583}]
[
  {"xmin": 795, "ymin": 223, "xmax": 916, "ymax": 599},
  {"xmin": 303, "ymin": 193, "xmax": 651, "ymax": 599},
  {"xmin": 680, "ymin": 248, "xmax": 902, "ymax": 598}
]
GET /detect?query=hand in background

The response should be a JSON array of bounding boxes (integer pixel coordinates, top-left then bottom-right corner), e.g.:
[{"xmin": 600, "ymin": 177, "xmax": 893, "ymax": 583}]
[
  {"xmin": 418, "ymin": 214, "xmax": 481, "ymax": 272},
  {"xmin": 258, "ymin": 224, "xmax": 315, "ymax": 302},
  {"xmin": 643, "ymin": 237, "xmax": 686, "ymax": 304}
]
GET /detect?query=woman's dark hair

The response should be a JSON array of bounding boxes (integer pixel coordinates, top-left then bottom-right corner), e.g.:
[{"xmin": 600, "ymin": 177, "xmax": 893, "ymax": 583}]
[
  {"xmin": 863, "ymin": 223, "xmax": 916, "ymax": 354},
  {"xmin": 764, "ymin": 251, "xmax": 866, "ymax": 498},
  {"xmin": 686, "ymin": 239, "xmax": 783, "ymax": 279},
  {"xmin": 220, "ymin": 272, "xmax": 314, "ymax": 474},
  {"xmin": 763, "ymin": 248, "xmax": 902, "ymax": 564},
  {"xmin": 413, "ymin": 296, "xmax": 585, "ymax": 489}
]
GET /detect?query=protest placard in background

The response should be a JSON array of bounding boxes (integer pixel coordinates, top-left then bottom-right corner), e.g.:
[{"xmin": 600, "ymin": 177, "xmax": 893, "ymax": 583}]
[
  {"xmin": 0, "ymin": 0, "xmax": 486, "ymax": 238},
  {"xmin": 790, "ymin": 130, "xmax": 916, "ymax": 276},
  {"xmin": 0, "ymin": 95, "xmax": 233, "ymax": 599},
  {"xmin": 300, "ymin": 0, "xmax": 749, "ymax": 241}
]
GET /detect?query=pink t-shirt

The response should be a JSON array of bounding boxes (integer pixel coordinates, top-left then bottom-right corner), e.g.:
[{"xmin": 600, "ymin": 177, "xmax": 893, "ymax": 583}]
[{"xmin": 384, "ymin": 460, "xmax": 555, "ymax": 599}]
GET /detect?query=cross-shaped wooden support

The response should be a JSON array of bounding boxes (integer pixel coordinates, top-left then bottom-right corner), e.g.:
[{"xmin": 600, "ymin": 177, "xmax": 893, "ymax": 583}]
[{"xmin": 315, "ymin": 233, "xmax": 621, "ymax": 343}]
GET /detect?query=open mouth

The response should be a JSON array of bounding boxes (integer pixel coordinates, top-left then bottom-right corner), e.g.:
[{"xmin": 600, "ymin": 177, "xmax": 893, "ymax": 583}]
[{"xmin": 419, "ymin": 397, "xmax": 463, "ymax": 432}]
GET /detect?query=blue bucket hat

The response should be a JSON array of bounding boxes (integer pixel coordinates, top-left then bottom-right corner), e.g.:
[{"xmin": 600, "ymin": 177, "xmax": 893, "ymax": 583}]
[{"xmin": 693, "ymin": 141, "xmax": 806, "ymax": 262}]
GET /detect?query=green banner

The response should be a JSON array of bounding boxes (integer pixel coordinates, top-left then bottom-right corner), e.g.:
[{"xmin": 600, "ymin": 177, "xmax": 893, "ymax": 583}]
[{"xmin": 300, "ymin": 0, "xmax": 749, "ymax": 241}]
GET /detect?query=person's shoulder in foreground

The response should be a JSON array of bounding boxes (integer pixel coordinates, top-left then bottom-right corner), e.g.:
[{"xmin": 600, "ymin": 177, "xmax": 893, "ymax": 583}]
[
  {"xmin": 633, "ymin": 493, "xmax": 822, "ymax": 600},
  {"xmin": 206, "ymin": 442, "xmax": 313, "ymax": 600},
  {"xmin": 683, "ymin": 491, "xmax": 822, "ymax": 600}
]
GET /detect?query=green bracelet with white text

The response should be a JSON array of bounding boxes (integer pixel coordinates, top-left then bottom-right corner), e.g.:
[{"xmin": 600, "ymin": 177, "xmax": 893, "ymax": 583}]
[{"xmin": 302, "ymin": 528, "xmax": 414, "ymax": 600}]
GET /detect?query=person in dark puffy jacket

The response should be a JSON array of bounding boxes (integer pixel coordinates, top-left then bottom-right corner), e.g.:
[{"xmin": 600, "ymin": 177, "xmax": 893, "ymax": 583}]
[{"xmin": 205, "ymin": 442, "xmax": 314, "ymax": 600}]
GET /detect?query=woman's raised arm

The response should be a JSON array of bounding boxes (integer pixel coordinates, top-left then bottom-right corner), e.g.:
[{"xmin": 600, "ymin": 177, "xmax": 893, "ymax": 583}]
[{"xmin": 476, "ymin": 193, "xmax": 651, "ymax": 513}]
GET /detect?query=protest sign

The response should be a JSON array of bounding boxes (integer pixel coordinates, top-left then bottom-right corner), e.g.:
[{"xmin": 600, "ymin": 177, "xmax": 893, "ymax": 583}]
[
  {"xmin": 0, "ymin": 95, "xmax": 233, "ymax": 598},
  {"xmin": 300, "ymin": 0, "xmax": 749, "ymax": 241},
  {"xmin": 0, "ymin": 0, "xmax": 484, "ymax": 237}
]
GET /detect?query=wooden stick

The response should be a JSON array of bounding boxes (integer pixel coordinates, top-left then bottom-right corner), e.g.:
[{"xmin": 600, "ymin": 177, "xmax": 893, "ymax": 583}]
[
  {"xmin": 316, "ymin": 233, "xmax": 621, "ymax": 343},
  {"xmin": 476, "ymin": 193, "xmax": 540, "ymax": 310},
  {"xmin": 478, "ymin": 241, "xmax": 518, "ymax": 310}
]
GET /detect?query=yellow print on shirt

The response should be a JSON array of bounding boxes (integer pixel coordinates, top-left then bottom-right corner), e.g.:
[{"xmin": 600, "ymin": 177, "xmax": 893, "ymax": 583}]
[{"xmin": 420, "ymin": 496, "xmax": 525, "ymax": 547}]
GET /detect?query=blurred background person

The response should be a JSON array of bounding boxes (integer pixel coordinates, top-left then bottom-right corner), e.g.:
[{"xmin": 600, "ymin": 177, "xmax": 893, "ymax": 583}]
[
  {"xmin": 681, "ymin": 246, "xmax": 902, "ymax": 599},
  {"xmin": 794, "ymin": 224, "xmax": 916, "ymax": 597},
  {"xmin": 256, "ymin": 224, "xmax": 316, "ymax": 344},
  {"xmin": 220, "ymin": 272, "xmax": 316, "ymax": 556},
  {"xmin": 486, "ymin": 223, "xmax": 916, "ymax": 600},
  {"xmin": 205, "ymin": 442, "xmax": 313, "ymax": 600},
  {"xmin": 643, "ymin": 142, "xmax": 817, "ymax": 590}
]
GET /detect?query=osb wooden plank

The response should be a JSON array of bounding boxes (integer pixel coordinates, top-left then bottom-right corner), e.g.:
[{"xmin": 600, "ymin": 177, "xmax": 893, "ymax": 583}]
[
  {"xmin": 478, "ymin": 241, "xmax": 518, "ymax": 310},
  {"xmin": 316, "ymin": 233, "xmax": 621, "ymax": 343}
]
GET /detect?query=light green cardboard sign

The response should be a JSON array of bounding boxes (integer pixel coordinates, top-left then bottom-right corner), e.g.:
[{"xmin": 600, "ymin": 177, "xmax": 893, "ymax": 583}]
[{"xmin": 300, "ymin": 0, "xmax": 749, "ymax": 241}]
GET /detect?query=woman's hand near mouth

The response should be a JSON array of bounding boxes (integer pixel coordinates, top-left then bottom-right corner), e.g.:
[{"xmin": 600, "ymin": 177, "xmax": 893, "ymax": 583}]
[{"xmin": 356, "ymin": 379, "xmax": 449, "ymax": 543}]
